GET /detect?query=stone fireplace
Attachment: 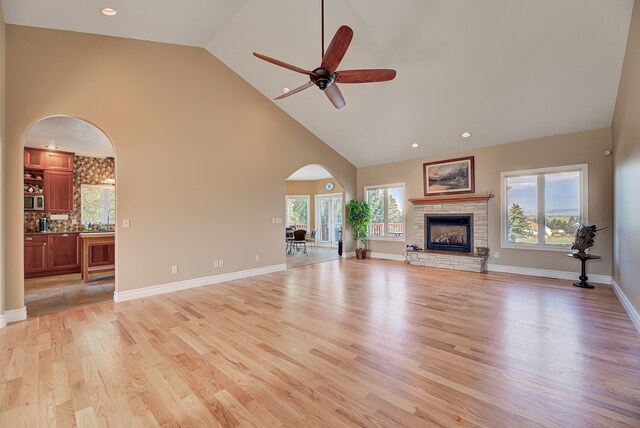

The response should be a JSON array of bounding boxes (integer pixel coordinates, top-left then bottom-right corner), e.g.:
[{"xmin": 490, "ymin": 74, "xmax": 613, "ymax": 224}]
[{"xmin": 407, "ymin": 195, "xmax": 492, "ymax": 272}]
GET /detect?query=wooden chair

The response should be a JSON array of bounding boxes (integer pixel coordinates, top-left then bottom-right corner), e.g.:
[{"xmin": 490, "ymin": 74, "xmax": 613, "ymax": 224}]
[
  {"xmin": 292, "ymin": 229, "xmax": 307, "ymax": 255},
  {"xmin": 306, "ymin": 228, "xmax": 317, "ymax": 252}
]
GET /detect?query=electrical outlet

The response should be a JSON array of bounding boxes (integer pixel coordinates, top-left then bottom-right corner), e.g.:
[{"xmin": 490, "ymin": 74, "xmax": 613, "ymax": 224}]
[
  {"xmin": 171, "ymin": 265, "xmax": 178, "ymax": 274},
  {"xmin": 219, "ymin": 260, "xmax": 224, "ymax": 268},
  {"xmin": 213, "ymin": 260, "xmax": 219, "ymax": 268},
  {"xmin": 255, "ymin": 255, "xmax": 260, "ymax": 262},
  {"xmin": 494, "ymin": 252, "xmax": 499, "ymax": 258}
]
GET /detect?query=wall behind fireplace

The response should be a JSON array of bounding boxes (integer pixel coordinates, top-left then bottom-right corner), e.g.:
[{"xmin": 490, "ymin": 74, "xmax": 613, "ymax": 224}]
[{"xmin": 358, "ymin": 128, "xmax": 613, "ymax": 276}]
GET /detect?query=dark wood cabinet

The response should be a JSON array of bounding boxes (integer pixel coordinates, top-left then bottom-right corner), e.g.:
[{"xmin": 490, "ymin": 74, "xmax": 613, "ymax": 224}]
[
  {"xmin": 44, "ymin": 170, "xmax": 74, "ymax": 213},
  {"xmin": 25, "ymin": 233, "xmax": 81, "ymax": 278},
  {"xmin": 44, "ymin": 151, "xmax": 74, "ymax": 171},
  {"xmin": 24, "ymin": 235, "xmax": 48, "ymax": 274},
  {"xmin": 48, "ymin": 234, "xmax": 80, "ymax": 270},
  {"xmin": 24, "ymin": 148, "xmax": 46, "ymax": 169}
]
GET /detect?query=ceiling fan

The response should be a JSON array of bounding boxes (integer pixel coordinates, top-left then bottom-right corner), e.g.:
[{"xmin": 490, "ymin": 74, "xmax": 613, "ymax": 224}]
[{"xmin": 252, "ymin": 0, "xmax": 396, "ymax": 109}]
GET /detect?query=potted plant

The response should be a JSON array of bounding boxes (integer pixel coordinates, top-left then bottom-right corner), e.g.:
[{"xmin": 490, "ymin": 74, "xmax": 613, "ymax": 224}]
[{"xmin": 346, "ymin": 199, "xmax": 372, "ymax": 259}]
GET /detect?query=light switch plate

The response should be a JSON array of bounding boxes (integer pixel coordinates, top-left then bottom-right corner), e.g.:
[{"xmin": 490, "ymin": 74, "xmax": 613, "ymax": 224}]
[{"xmin": 122, "ymin": 219, "xmax": 130, "ymax": 228}]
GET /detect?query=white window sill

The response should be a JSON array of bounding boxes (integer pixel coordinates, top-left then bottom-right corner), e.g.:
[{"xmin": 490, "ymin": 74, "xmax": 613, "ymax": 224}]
[
  {"xmin": 501, "ymin": 243, "xmax": 573, "ymax": 252},
  {"xmin": 368, "ymin": 237, "xmax": 406, "ymax": 243}
]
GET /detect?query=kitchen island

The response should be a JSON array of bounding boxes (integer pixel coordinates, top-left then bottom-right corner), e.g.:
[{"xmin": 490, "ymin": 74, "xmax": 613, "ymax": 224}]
[{"xmin": 80, "ymin": 232, "xmax": 115, "ymax": 283}]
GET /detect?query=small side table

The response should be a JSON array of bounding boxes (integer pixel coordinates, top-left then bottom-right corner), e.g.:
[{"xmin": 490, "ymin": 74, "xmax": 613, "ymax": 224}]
[{"xmin": 566, "ymin": 252, "xmax": 601, "ymax": 289}]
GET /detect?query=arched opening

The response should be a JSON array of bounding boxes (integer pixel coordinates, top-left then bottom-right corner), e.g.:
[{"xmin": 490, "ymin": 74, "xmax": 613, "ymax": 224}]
[
  {"xmin": 23, "ymin": 115, "xmax": 116, "ymax": 316},
  {"xmin": 285, "ymin": 164, "xmax": 344, "ymax": 269}
]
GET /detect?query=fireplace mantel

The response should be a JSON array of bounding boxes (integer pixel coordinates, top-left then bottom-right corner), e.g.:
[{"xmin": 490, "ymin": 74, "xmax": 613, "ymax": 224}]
[{"xmin": 409, "ymin": 194, "xmax": 493, "ymax": 205}]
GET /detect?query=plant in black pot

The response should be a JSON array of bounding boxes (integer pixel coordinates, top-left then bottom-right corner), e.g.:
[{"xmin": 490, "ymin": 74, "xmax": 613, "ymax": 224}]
[{"xmin": 346, "ymin": 199, "xmax": 372, "ymax": 259}]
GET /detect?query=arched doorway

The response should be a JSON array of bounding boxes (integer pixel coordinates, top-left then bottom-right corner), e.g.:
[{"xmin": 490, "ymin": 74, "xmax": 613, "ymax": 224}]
[
  {"xmin": 23, "ymin": 116, "xmax": 116, "ymax": 316},
  {"xmin": 285, "ymin": 164, "xmax": 344, "ymax": 268}
]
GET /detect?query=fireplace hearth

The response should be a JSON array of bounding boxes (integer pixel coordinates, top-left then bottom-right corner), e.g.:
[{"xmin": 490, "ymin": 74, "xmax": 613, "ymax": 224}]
[{"xmin": 426, "ymin": 214, "xmax": 473, "ymax": 253}]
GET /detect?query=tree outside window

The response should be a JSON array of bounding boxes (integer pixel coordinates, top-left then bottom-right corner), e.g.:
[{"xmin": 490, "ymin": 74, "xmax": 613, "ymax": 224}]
[
  {"xmin": 365, "ymin": 184, "xmax": 405, "ymax": 240},
  {"xmin": 82, "ymin": 185, "xmax": 115, "ymax": 225}
]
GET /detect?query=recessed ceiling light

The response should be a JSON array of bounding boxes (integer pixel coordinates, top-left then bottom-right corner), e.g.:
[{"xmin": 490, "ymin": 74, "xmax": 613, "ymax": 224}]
[
  {"xmin": 461, "ymin": 132, "xmax": 471, "ymax": 138},
  {"xmin": 101, "ymin": 7, "xmax": 117, "ymax": 16},
  {"xmin": 411, "ymin": 143, "xmax": 419, "ymax": 148},
  {"xmin": 43, "ymin": 144, "xmax": 58, "ymax": 150},
  {"xmin": 282, "ymin": 88, "xmax": 290, "ymax": 93}
]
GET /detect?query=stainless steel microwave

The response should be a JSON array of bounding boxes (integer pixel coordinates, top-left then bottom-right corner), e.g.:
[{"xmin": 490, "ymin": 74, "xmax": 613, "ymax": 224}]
[{"xmin": 25, "ymin": 194, "xmax": 44, "ymax": 211}]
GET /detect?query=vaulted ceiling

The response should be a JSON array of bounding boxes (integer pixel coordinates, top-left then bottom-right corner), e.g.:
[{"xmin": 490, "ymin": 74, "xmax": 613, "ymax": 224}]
[{"xmin": 2, "ymin": 0, "xmax": 634, "ymax": 167}]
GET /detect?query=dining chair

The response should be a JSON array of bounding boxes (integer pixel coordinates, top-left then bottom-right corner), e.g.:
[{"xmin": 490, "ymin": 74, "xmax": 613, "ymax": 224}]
[
  {"xmin": 292, "ymin": 229, "xmax": 307, "ymax": 255},
  {"xmin": 306, "ymin": 228, "xmax": 317, "ymax": 252}
]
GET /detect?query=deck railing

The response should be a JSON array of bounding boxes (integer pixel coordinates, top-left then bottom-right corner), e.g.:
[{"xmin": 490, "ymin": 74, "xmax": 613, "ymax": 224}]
[{"xmin": 369, "ymin": 223, "xmax": 404, "ymax": 238}]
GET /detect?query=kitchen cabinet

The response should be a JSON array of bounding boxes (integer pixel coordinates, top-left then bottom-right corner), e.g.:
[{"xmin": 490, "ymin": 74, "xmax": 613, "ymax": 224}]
[
  {"xmin": 25, "ymin": 233, "xmax": 81, "ymax": 278},
  {"xmin": 24, "ymin": 148, "xmax": 46, "ymax": 169},
  {"xmin": 80, "ymin": 233, "xmax": 115, "ymax": 283},
  {"xmin": 48, "ymin": 233, "xmax": 80, "ymax": 270},
  {"xmin": 44, "ymin": 151, "xmax": 74, "ymax": 171},
  {"xmin": 24, "ymin": 235, "xmax": 48, "ymax": 275},
  {"xmin": 44, "ymin": 170, "xmax": 73, "ymax": 213}
]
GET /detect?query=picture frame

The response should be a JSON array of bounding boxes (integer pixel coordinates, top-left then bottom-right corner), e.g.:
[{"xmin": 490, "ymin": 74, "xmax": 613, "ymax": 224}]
[{"xmin": 423, "ymin": 156, "xmax": 475, "ymax": 196}]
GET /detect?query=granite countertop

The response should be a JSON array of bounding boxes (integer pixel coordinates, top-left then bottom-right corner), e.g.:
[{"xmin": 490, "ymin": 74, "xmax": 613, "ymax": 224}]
[{"xmin": 25, "ymin": 229, "xmax": 115, "ymax": 235}]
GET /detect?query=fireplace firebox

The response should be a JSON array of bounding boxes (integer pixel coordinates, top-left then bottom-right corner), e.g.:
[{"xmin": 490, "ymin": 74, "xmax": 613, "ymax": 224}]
[{"xmin": 425, "ymin": 214, "xmax": 473, "ymax": 253}]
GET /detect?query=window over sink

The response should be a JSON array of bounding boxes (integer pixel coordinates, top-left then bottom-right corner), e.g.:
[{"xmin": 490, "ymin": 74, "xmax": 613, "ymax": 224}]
[{"xmin": 81, "ymin": 184, "xmax": 115, "ymax": 225}]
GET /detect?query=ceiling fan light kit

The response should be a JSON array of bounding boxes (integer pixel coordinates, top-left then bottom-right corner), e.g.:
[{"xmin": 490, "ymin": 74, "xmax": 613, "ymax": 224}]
[{"xmin": 252, "ymin": 1, "xmax": 396, "ymax": 109}]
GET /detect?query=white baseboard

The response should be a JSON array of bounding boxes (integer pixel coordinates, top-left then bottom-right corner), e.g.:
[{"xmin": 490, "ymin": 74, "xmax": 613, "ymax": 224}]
[
  {"xmin": 488, "ymin": 263, "xmax": 612, "ymax": 285},
  {"xmin": 0, "ymin": 315, "xmax": 5, "ymax": 328},
  {"xmin": 3, "ymin": 306, "xmax": 27, "ymax": 324},
  {"xmin": 114, "ymin": 264, "xmax": 286, "ymax": 302},
  {"xmin": 369, "ymin": 252, "xmax": 406, "ymax": 262},
  {"xmin": 612, "ymin": 279, "xmax": 640, "ymax": 335}
]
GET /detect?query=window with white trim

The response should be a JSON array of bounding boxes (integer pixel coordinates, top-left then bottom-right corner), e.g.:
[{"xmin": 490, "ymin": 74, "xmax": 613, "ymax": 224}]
[
  {"xmin": 81, "ymin": 184, "xmax": 115, "ymax": 225},
  {"xmin": 285, "ymin": 195, "xmax": 310, "ymax": 230},
  {"xmin": 501, "ymin": 164, "xmax": 587, "ymax": 250},
  {"xmin": 365, "ymin": 184, "xmax": 405, "ymax": 241}
]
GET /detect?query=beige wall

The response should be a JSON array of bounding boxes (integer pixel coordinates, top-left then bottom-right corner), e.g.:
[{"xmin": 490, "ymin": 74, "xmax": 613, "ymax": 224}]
[
  {"xmin": 612, "ymin": 0, "xmax": 640, "ymax": 314},
  {"xmin": 285, "ymin": 179, "xmax": 344, "ymax": 231},
  {"xmin": 0, "ymin": 5, "xmax": 5, "ymax": 318},
  {"xmin": 358, "ymin": 128, "xmax": 613, "ymax": 275},
  {"xmin": 4, "ymin": 25, "xmax": 356, "ymax": 310}
]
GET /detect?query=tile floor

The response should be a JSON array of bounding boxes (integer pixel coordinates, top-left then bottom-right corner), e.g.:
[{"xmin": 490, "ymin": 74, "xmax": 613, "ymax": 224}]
[
  {"xmin": 25, "ymin": 273, "xmax": 114, "ymax": 317},
  {"xmin": 286, "ymin": 245, "xmax": 341, "ymax": 268}
]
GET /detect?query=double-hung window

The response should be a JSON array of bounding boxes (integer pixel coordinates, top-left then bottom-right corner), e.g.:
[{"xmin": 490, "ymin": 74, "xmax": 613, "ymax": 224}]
[
  {"xmin": 365, "ymin": 184, "xmax": 405, "ymax": 241},
  {"xmin": 501, "ymin": 164, "xmax": 587, "ymax": 250},
  {"xmin": 285, "ymin": 195, "xmax": 310, "ymax": 230}
]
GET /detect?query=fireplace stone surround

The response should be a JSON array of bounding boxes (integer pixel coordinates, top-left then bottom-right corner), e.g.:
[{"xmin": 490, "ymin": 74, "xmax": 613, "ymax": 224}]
[{"xmin": 407, "ymin": 195, "xmax": 492, "ymax": 272}]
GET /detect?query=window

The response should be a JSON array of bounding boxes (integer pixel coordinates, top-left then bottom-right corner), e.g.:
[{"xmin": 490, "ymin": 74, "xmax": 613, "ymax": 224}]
[
  {"xmin": 365, "ymin": 184, "xmax": 405, "ymax": 240},
  {"xmin": 501, "ymin": 164, "xmax": 587, "ymax": 250},
  {"xmin": 81, "ymin": 185, "xmax": 115, "ymax": 225},
  {"xmin": 285, "ymin": 195, "xmax": 310, "ymax": 230}
]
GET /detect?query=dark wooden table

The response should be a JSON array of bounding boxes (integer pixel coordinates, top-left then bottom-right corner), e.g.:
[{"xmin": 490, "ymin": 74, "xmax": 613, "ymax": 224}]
[{"xmin": 566, "ymin": 252, "xmax": 601, "ymax": 289}]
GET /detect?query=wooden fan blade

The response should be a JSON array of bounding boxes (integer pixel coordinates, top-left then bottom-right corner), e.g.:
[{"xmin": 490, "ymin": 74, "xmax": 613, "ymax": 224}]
[
  {"xmin": 274, "ymin": 81, "xmax": 314, "ymax": 100},
  {"xmin": 321, "ymin": 26, "xmax": 353, "ymax": 73},
  {"xmin": 336, "ymin": 69, "xmax": 397, "ymax": 84},
  {"xmin": 324, "ymin": 83, "xmax": 346, "ymax": 109},
  {"xmin": 253, "ymin": 52, "xmax": 316, "ymax": 76}
]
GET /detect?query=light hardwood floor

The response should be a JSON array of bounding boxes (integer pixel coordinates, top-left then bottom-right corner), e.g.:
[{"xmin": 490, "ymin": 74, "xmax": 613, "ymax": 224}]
[{"xmin": 2, "ymin": 259, "xmax": 639, "ymax": 427}]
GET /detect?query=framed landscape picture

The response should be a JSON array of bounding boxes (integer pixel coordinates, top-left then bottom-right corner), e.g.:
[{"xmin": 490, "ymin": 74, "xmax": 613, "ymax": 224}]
[{"xmin": 423, "ymin": 156, "xmax": 475, "ymax": 196}]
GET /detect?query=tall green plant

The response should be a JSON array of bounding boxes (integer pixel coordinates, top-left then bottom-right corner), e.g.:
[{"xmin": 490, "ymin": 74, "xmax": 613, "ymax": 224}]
[{"xmin": 346, "ymin": 200, "xmax": 372, "ymax": 249}]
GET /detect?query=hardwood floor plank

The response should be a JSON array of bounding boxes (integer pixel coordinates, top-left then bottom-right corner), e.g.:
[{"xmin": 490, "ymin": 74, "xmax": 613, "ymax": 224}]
[{"xmin": 2, "ymin": 259, "xmax": 640, "ymax": 426}]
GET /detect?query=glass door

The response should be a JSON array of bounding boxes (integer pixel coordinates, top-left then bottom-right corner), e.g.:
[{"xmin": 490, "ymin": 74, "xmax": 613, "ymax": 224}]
[{"xmin": 316, "ymin": 194, "xmax": 343, "ymax": 246}]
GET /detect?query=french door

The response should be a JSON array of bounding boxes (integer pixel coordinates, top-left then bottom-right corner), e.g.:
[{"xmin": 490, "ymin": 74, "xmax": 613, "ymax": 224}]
[{"xmin": 316, "ymin": 194, "xmax": 343, "ymax": 246}]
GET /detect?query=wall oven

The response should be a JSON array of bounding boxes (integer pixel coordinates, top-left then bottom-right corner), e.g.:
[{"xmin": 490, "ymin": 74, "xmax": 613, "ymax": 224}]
[{"xmin": 25, "ymin": 194, "xmax": 45, "ymax": 211}]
